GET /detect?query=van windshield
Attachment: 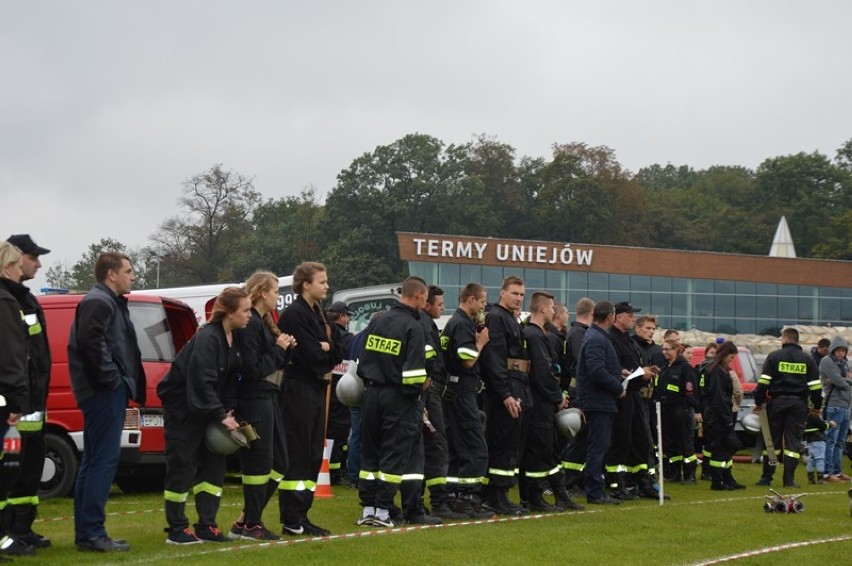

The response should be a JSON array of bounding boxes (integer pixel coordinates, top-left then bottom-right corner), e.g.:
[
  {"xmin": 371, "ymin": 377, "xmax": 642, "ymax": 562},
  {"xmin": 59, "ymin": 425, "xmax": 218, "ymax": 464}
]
[
  {"xmin": 130, "ymin": 303, "xmax": 177, "ymax": 362},
  {"xmin": 737, "ymin": 351, "xmax": 758, "ymax": 384}
]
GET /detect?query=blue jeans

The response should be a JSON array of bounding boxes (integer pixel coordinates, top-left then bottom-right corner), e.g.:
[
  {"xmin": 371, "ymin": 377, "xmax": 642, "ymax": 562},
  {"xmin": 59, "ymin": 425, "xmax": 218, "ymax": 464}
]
[
  {"xmin": 824, "ymin": 406, "xmax": 850, "ymax": 476},
  {"xmin": 74, "ymin": 384, "xmax": 128, "ymax": 543},
  {"xmin": 584, "ymin": 411, "xmax": 615, "ymax": 501},
  {"xmin": 347, "ymin": 406, "xmax": 362, "ymax": 484},
  {"xmin": 806, "ymin": 440, "xmax": 826, "ymax": 474}
]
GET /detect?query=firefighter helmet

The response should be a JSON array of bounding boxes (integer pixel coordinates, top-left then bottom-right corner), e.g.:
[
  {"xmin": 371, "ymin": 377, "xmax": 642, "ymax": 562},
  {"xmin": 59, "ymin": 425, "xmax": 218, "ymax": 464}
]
[
  {"xmin": 740, "ymin": 412, "xmax": 761, "ymax": 434},
  {"xmin": 204, "ymin": 423, "xmax": 249, "ymax": 455},
  {"xmin": 555, "ymin": 408, "xmax": 584, "ymax": 438},
  {"xmin": 336, "ymin": 361, "xmax": 365, "ymax": 407}
]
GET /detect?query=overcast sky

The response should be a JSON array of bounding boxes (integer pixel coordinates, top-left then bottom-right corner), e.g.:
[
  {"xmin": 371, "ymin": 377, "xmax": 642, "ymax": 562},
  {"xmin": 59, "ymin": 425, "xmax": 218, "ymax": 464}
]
[{"xmin": 2, "ymin": 1, "xmax": 850, "ymax": 292}]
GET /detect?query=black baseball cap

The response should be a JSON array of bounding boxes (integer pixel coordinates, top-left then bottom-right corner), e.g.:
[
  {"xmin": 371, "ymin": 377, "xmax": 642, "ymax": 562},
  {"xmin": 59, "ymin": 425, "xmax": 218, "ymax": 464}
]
[
  {"xmin": 614, "ymin": 301, "xmax": 641, "ymax": 314},
  {"xmin": 327, "ymin": 301, "xmax": 355, "ymax": 316},
  {"xmin": 7, "ymin": 234, "xmax": 50, "ymax": 256}
]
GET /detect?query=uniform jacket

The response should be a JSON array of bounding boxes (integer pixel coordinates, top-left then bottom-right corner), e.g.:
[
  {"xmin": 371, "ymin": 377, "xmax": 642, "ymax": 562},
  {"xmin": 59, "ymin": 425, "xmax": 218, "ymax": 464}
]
[
  {"xmin": 19, "ymin": 283, "xmax": 51, "ymax": 413},
  {"xmin": 68, "ymin": 283, "xmax": 145, "ymax": 406},
  {"xmin": 633, "ymin": 335, "xmax": 665, "ymax": 370},
  {"xmin": 481, "ymin": 304, "xmax": 527, "ymax": 401},
  {"xmin": 421, "ymin": 313, "xmax": 447, "ymax": 385},
  {"xmin": 237, "ymin": 308, "xmax": 289, "ymax": 394},
  {"xmin": 655, "ymin": 356, "xmax": 699, "ymax": 409},
  {"xmin": 0, "ymin": 279, "xmax": 29, "ymax": 414},
  {"xmin": 277, "ymin": 295, "xmax": 343, "ymax": 391},
  {"xmin": 701, "ymin": 363, "xmax": 734, "ymax": 426},
  {"xmin": 804, "ymin": 412, "xmax": 830, "ymax": 443},
  {"xmin": 544, "ymin": 322, "xmax": 568, "ymax": 387},
  {"xmin": 575, "ymin": 324, "xmax": 623, "ymax": 413},
  {"xmin": 157, "ymin": 321, "xmax": 240, "ymax": 422},
  {"xmin": 356, "ymin": 303, "xmax": 426, "ymax": 397},
  {"xmin": 523, "ymin": 322, "xmax": 563, "ymax": 407},
  {"xmin": 756, "ymin": 343, "xmax": 821, "ymax": 409},
  {"xmin": 565, "ymin": 320, "xmax": 589, "ymax": 379},
  {"xmin": 610, "ymin": 326, "xmax": 647, "ymax": 393},
  {"xmin": 819, "ymin": 336, "xmax": 851, "ymax": 409},
  {"xmin": 440, "ymin": 308, "xmax": 481, "ymax": 382}
]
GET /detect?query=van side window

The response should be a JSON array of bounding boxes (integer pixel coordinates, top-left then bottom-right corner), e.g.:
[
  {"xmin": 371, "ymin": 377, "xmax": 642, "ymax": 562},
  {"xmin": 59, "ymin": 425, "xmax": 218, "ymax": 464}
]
[{"xmin": 129, "ymin": 303, "xmax": 177, "ymax": 362}]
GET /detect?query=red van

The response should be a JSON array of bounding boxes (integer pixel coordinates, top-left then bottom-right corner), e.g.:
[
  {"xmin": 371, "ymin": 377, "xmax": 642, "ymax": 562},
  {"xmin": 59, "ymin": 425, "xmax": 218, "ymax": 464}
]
[{"xmin": 37, "ymin": 293, "xmax": 197, "ymax": 498}]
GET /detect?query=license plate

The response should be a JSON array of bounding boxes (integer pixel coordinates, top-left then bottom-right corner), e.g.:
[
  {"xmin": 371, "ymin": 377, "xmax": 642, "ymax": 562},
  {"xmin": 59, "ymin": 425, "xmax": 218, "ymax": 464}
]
[{"xmin": 142, "ymin": 414, "xmax": 164, "ymax": 427}]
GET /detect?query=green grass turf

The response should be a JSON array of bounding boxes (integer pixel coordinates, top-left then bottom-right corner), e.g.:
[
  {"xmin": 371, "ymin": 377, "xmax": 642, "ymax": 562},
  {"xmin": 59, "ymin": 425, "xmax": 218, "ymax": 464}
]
[{"xmin": 30, "ymin": 462, "xmax": 852, "ymax": 565}]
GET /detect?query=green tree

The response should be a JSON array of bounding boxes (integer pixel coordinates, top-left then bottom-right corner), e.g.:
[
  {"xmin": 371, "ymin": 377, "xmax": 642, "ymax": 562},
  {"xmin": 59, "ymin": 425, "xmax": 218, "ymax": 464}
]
[
  {"xmin": 69, "ymin": 237, "xmax": 131, "ymax": 290},
  {"xmin": 44, "ymin": 261, "xmax": 74, "ymax": 290},
  {"xmin": 150, "ymin": 164, "xmax": 261, "ymax": 284}
]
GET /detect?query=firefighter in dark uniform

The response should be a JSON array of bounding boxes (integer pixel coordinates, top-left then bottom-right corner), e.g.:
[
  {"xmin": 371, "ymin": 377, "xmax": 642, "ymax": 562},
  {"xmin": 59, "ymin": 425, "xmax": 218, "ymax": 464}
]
[
  {"xmin": 481, "ymin": 275, "xmax": 530, "ymax": 515},
  {"xmin": 228, "ymin": 272, "xmax": 294, "ymax": 541},
  {"xmin": 157, "ymin": 287, "xmax": 250, "ymax": 544},
  {"xmin": 655, "ymin": 339, "xmax": 700, "ymax": 484},
  {"xmin": 520, "ymin": 292, "xmax": 584, "ymax": 512},
  {"xmin": 4, "ymin": 235, "xmax": 52, "ymax": 548},
  {"xmin": 418, "ymin": 286, "xmax": 466, "ymax": 520},
  {"xmin": 355, "ymin": 277, "xmax": 429, "ymax": 528},
  {"xmin": 440, "ymin": 283, "xmax": 493, "ymax": 519},
  {"xmin": 754, "ymin": 327, "xmax": 822, "ymax": 488},
  {"xmin": 327, "ymin": 301, "xmax": 355, "ymax": 485},
  {"xmin": 606, "ymin": 301, "xmax": 657, "ymax": 500},
  {"xmin": 277, "ymin": 262, "xmax": 343, "ymax": 537}
]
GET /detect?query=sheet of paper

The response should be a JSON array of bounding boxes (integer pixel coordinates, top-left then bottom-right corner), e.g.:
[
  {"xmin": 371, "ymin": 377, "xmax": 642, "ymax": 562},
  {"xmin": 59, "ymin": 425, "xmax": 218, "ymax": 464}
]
[{"xmin": 622, "ymin": 367, "xmax": 645, "ymax": 392}]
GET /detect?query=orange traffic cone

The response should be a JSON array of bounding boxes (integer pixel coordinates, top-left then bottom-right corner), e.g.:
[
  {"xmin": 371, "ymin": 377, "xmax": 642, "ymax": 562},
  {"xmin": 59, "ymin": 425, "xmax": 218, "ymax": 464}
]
[{"xmin": 315, "ymin": 439, "xmax": 334, "ymax": 499}]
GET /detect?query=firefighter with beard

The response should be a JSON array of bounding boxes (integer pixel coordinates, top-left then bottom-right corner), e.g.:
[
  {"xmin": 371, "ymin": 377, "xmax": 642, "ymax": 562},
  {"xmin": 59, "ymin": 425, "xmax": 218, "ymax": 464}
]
[{"xmin": 481, "ymin": 275, "xmax": 530, "ymax": 516}]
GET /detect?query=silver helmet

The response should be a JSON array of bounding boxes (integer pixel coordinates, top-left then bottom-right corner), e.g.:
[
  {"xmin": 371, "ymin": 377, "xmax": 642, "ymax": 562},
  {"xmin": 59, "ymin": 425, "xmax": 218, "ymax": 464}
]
[
  {"xmin": 740, "ymin": 412, "xmax": 761, "ymax": 434},
  {"xmin": 204, "ymin": 423, "xmax": 249, "ymax": 455},
  {"xmin": 555, "ymin": 408, "xmax": 584, "ymax": 438},
  {"xmin": 336, "ymin": 361, "xmax": 365, "ymax": 407}
]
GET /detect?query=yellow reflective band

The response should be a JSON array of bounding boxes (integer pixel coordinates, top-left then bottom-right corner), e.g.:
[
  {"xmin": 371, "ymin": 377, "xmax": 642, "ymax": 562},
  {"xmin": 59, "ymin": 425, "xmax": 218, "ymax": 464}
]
[
  {"xmin": 279, "ymin": 480, "xmax": 317, "ymax": 491},
  {"xmin": 269, "ymin": 469, "xmax": 284, "ymax": 482},
  {"xmin": 6, "ymin": 495, "xmax": 38, "ymax": 506},
  {"xmin": 425, "ymin": 348, "xmax": 436, "ymax": 360},
  {"xmin": 666, "ymin": 383, "xmax": 680, "ymax": 393},
  {"xmin": 440, "ymin": 335, "xmax": 449, "ymax": 351},
  {"xmin": 366, "ymin": 334, "xmax": 401, "ymax": 356},
  {"xmin": 808, "ymin": 380, "xmax": 822, "ymax": 390},
  {"xmin": 401, "ymin": 473, "xmax": 425, "ymax": 481},
  {"xmin": 378, "ymin": 471, "xmax": 403, "ymax": 484},
  {"xmin": 329, "ymin": 462, "xmax": 341, "ymax": 470},
  {"xmin": 241, "ymin": 474, "xmax": 270, "ymax": 486},
  {"xmin": 784, "ymin": 450, "xmax": 800, "ymax": 460},
  {"xmin": 164, "ymin": 490, "xmax": 188, "ymax": 503},
  {"xmin": 455, "ymin": 477, "xmax": 486, "ymax": 485},
  {"xmin": 669, "ymin": 455, "xmax": 684, "ymax": 463},
  {"xmin": 359, "ymin": 470, "xmax": 377, "ymax": 481},
  {"xmin": 625, "ymin": 464, "xmax": 648, "ymax": 473},
  {"xmin": 758, "ymin": 374, "xmax": 772, "ymax": 384},
  {"xmin": 425, "ymin": 477, "xmax": 447, "ymax": 487},
  {"xmin": 192, "ymin": 482, "xmax": 223, "ymax": 497},
  {"xmin": 16, "ymin": 420, "xmax": 43, "ymax": 432},
  {"xmin": 488, "ymin": 467, "xmax": 517, "ymax": 477},
  {"xmin": 684, "ymin": 455, "xmax": 699, "ymax": 464},
  {"xmin": 709, "ymin": 459, "xmax": 732, "ymax": 469},
  {"xmin": 402, "ymin": 375, "xmax": 427, "ymax": 385},
  {"xmin": 28, "ymin": 321, "xmax": 43, "ymax": 336},
  {"xmin": 702, "ymin": 449, "xmax": 712, "ymax": 457},
  {"xmin": 562, "ymin": 461, "xmax": 585, "ymax": 472},
  {"xmin": 457, "ymin": 347, "xmax": 479, "ymax": 361},
  {"xmin": 778, "ymin": 362, "xmax": 806, "ymax": 374}
]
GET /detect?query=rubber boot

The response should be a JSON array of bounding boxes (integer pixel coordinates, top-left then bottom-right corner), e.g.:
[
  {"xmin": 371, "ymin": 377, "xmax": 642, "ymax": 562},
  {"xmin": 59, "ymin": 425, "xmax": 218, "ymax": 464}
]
[
  {"xmin": 710, "ymin": 469, "xmax": 732, "ymax": 491},
  {"xmin": 723, "ymin": 469, "xmax": 745, "ymax": 490},
  {"xmin": 549, "ymin": 473, "xmax": 585, "ymax": 511},
  {"xmin": 526, "ymin": 487, "xmax": 562, "ymax": 514},
  {"xmin": 782, "ymin": 455, "xmax": 800, "ymax": 488},
  {"xmin": 682, "ymin": 464, "xmax": 697, "ymax": 485}
]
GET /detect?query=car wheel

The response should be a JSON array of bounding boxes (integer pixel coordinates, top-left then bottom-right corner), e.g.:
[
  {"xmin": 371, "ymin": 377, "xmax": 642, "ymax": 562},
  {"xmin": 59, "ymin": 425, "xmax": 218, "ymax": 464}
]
[{"xmin": 39, "ymin": 432, "xmax": 79, "ymax": 499}]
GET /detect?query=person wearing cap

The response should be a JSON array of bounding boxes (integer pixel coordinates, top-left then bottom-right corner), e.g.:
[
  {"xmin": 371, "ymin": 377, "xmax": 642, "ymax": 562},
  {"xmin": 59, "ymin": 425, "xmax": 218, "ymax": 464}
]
[
  {"xmin": 0, "ymin": 242, "xmax": 33, "ymax": 558},
  {"xmin": 3, "ymin": 235, "xmax": 53, "ymax": 550},
  {"xmin": 605, "ymin": 301, "xmax": 659, "ymax": 500},
  {"xmin": 326, "ymin": 301, "xmax": 355, "ymax": 486}
]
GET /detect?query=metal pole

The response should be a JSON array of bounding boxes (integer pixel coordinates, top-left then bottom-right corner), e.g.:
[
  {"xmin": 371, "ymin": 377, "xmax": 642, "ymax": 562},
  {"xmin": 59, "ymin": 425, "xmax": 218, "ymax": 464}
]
[
  {"xmin": 656, "ymin": 400, "xmax": 664, "ymax": 506},
  {"xmin": 155, "ymin": 255, "xmax": 161, "ymax": 288}
]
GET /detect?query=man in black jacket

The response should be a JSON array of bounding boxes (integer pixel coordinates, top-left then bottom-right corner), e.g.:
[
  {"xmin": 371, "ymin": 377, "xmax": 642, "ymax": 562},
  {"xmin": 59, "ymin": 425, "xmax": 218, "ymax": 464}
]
[
  {"xmin": 561, "ymin": 297, "xmax": 594, "ymax": 492},
  {"xmin": 327, "ymin": 301, "xmax": 355, "ymax": 485},
  {"xmin": 4, "ymin": 235, "xmax": 52, "ymax": 549},
  {"xmin": 68, "ymin": 253, "xmax": 145, "ymax": 553}
]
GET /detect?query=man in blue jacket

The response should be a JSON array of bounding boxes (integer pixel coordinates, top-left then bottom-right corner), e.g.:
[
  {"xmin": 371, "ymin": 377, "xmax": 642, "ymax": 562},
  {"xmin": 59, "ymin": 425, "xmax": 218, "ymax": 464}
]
[{"xmin": 576, "ymin": 301, "xmax": 625, "ymax": 505}]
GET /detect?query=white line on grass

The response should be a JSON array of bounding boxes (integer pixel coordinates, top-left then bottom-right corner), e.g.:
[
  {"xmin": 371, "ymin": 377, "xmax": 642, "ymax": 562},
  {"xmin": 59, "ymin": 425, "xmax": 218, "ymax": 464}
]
[{"xmin": 691, "ymin": 534, "xmax": 852, "ymax": 565}]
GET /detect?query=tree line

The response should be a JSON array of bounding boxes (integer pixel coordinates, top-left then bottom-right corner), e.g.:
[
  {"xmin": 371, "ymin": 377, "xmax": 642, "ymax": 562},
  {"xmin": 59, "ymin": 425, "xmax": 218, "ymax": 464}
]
[{"xmin": 46, "ymin": 134, "xmax": 852, "ymax": 293}]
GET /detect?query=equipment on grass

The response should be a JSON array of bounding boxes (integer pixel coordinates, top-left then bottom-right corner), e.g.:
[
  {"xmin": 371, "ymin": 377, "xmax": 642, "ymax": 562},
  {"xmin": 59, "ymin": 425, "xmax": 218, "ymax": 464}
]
[{"xmin": 763, "ymin": 488, "xmax": 805, "ymax": 513}]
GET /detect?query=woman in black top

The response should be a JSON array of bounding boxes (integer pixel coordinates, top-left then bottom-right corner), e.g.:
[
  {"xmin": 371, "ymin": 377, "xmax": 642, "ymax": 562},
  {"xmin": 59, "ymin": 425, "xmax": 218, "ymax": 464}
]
[
  {"xmin": 157, "ymin": 287, "xmax": 251, "ymax": 545},
  {"xmin": 277, "ymin": 262, "xmax": 342, "ymax": 537}
]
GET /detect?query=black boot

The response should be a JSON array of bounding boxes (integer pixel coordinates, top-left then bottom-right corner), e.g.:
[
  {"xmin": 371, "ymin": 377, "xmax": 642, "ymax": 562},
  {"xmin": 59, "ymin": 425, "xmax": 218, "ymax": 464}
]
[
  {"xmin": 710, "ymin": 469, "xmax": 732, "ymax": 491},
  {"xmin": 484, "ymin": 486, "xmax": 527, "ymax": 516},
  {"xmin": 723, "ymin": 469, "xmax": 746, "ymax": 490},
  {"xmin": 8, "ymin": 503, "xmax": 50, "ymax": 548},
  {"xmin": 782, "ymin": 455, "xmax": 800, "ymax": 488},
  {"xmin": 451, "ymin": 492, "xmax": 495, "ymax": 520},
  {"xmin": 526, "ymin": 488, "xmax": 562, "ymax": 514}
]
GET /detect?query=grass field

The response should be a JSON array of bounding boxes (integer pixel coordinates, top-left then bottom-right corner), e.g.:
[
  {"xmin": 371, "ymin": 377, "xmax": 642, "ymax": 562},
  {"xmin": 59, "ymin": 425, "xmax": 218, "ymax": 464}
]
[{"xmin": 30, "ymin": 461, "xmax": 852, "ymax": 565}]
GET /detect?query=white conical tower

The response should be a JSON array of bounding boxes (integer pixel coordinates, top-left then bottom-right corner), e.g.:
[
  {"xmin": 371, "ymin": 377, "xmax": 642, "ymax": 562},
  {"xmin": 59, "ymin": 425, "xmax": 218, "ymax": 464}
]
[{"xmin": 769, "ymin": 216, "xmax": 796, "ymax": 258}]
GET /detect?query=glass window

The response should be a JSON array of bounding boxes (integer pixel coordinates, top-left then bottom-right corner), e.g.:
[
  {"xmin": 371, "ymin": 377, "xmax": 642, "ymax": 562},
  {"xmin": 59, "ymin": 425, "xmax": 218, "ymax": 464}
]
[
  {"xmin": 629, "ymin": 292, "xmax": 650, "ymax": 312},
  {"xmin": 438, "ymin": 263, "xmax": 459, "ymax": 288},
  {"xmin": 525, "ymin": 268, "xmax": 545, "ymax": 291},
  {"xmin": 798, "ymin": 296, "xmax": 816, "ymax": 323},
  {"xmin": 609, "ymin": 274, "xmax": 630, "ymax": 291},
  {"xmin": 819, "ymin": 297, "xmax": 841, "ymax": 324},
  {"xmin": 735, "ymin": 282, "xmax": 756, "ymax": 294},
  {"xmin": 587, "ymin": 273, "xmax": 608, "ymax": 291},
  {"xmin": 756, "ymin": 296, "xmax": 777, "ymax": 319},
  {"xmin": 735, "ymin": 318, "xmax": 755, "ymax": 335},
  {"xmin": 840, "ymin": 298, "xmax": 852, "ymax": 322},
  {"xmin": 695, "ymin": 294, "xmax": 714, "ymax": 317},
  {"xmin": 755, "ymin": 319, "xmax": 781, "ymax": 336},
  {"xmin": 756, "ymin": 283, "xmax": 777, "ymax": 296},
  {"xmin": 715, "ymin": 295, "xmax": 735, "ymax": 317},
  {"xmin": 672, "ymin": 278, "xmax": 690, "ymax": 293},
  {"xmin": 715, "ymin": 280, "xmax": 735, "ymax": 295},
  {"xmin": 671, "ymin": 294, "xmax": 689, "ymax": 316},
  {"xmin": 651, "ymin": 293, "xmax": 671, "ymax": 316},
  {"xmin": 129, "ymin": 303, "xmax": 177, "ymax": 362},
  {"xmin": 409, "ymin": 262, "xmax": 436, "ymax": 283},
  {"xmin": 819, "ymin": 286, "xmax": 842, "ymax": 298},
  {"xmin": 778, "ymin": 297, "xmax": 797, "ymax": 320},
  {"xmin": 546, "ymin": 269, "xmax": 567, "ymax": 291},
  {"xmin": 482, "ymin": 266, "xmax": 503, "ymax": 288},
  {"xmin": 735, "ymin": 295, "xmax": 755, "ymax": 319},
  {"xmin": 567, "ymin": 271, "xmax": 588, "ymax": 290},
  {"xmin": 694, "ymin": 279, "xmax": 714, "ymax": 294},
  {"xmin": 715, "ymin": 318, "xmax": 737, "ymax": 335},
  {"xmin": 777, "ymin": 284, "xmax": 798, "ymax": 297},
  {"xmin": 651, "ymin": 277, "xmax": 671, "ymax": 292},
  {"xmin": 459, "ymin": 264, "xmax": 482, "ymax": 286},
  {"xmin": 669, "ymin": 317, "xmax": 688, "ymax": 331},
  {"xmin": 567, "ymin": 290, "xmax": 589, "ymax": 312},
  {"xmin": 631, "ymin": 275, "xmax": 651, "ymax": 292}
]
